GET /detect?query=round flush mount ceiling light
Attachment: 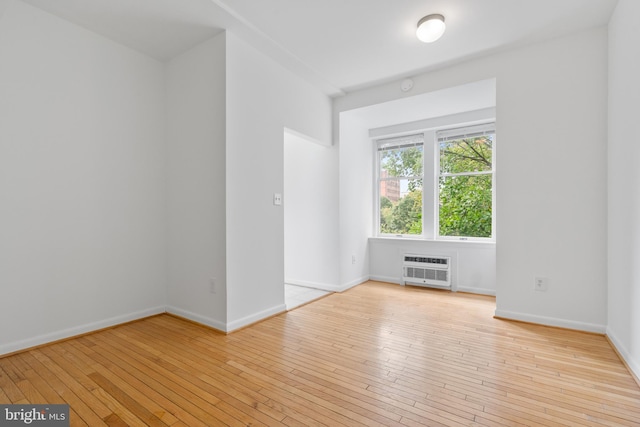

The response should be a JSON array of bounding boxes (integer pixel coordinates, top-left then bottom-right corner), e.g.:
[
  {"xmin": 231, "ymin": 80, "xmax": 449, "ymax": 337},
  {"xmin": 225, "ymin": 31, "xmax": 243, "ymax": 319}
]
[{"xmin": 416, "ymin": 14, "xmax": 446, "ymax": 43}]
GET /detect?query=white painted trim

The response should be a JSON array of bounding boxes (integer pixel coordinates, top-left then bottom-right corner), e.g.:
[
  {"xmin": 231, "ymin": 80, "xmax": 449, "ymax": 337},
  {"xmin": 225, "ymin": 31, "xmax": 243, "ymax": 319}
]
[
  {"xmin": 369, "ymin": 275, "xmax": 402, "ymax": 285},
  {"xmin": 285, "ymin": 279, "xmax": 339, "ymax": 292},
  {"xmin": 370, "ymin": 277, "xmax": 497, "ymax": 296},
  {"xmin": 0, "ymin": 306, "xmax": 166, "ymax": 356},
  {"xmin": 494, "ymin": 309, "xmax": 606, "ymax": 334},
  {"xmin": 457, "ymin": 286, "xmax": 496, "ymax": 296},
  {"xmin": 226, "ymin": 304, "xmax": 287, "ymax": 332},
  {"xmin": 338, "ymin": 276, "xmax": 370, "ymax": 292},
  {"xmin": 606, "ymin": 327, "xmax": 640, "ymax": 382},
  {"xmin": 369, "ymin": 236, "xmax": 496, "ymax": 248},
  {"xmin": 166, "ymin": 306, "xmax": 227, "ymax": 333}
]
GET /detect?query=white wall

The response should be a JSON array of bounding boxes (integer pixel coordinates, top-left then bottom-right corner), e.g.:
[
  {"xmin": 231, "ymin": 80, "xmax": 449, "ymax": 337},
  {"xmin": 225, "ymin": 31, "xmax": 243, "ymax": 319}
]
[
  {"xmin": 495, "ymin": 29, "xmax": 608, "ymax": 332},
  {"xmin": 607, "ymin": 0, "xmax": 640, "ymax": 379},
  {"xmin": 284, "ymin": 130, "xmax": 339, "ymax": 291},
  {"xmin": 335, "ymin": 28, "xmax": 608, "ymax": 333},
  {"xmin": 165, "ymin": 34, "xmax": 227, "ymax": 330},
  {"xmin": 370, "ymin": 240, "xmax": 496, "ymax": 295},
  {"xmin": 0, "ymin": 0, "xmax": 618, "ymax": 363},
  {"xmin": 339, "ymin": 85, "xmax": 497, "ymax": 294},
  {"xmin": 338, "ymin": 113, "xmax": 372, "ymax": 289},
  {"xmin": 0, "ymin": 0, "xmax": 9, "ymax": 19},
  {"xmin": 225, "ymin": 33, "xmax": 332, "ymax": 330},
  {"xmin": 166, "ymin": 33, "xmax": 334, "ymax": 332},
  {"xmin": 0, "ymin": 0, "xmax": 166, "ymax": 354}
]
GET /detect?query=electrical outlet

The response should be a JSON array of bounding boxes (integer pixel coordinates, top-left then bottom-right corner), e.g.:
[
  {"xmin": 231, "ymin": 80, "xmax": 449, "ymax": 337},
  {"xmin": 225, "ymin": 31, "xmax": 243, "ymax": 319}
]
[
  {"xmin": 534, "ymin": 277, "xmax": 548, "ymax": 292},
  {"xmin": 273, "ymin": 193, "xmax": 282, "ymax": 206},
  {"xmin": 209, "ymin": 278, "xmax": 216, "ymax": 294}
]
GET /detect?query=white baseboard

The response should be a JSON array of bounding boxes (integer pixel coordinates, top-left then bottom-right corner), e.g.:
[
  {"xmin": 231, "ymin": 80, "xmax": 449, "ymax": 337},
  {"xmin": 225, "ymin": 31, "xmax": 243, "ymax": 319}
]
[
  {"xmin": 457, "ymin": 286, "xmax": 496, "ymax": 296},
  {"xmin": 168, "ymin": 303, "xmax": 287, "ymax": 333},
  {"xmin": 285, "ymin": 279, "xmax": 340, "ymax": 292},
  {"xmin": 494, "ymin": 309, "xmax": 606, "ymax": 334},
  {"xmin": 166, "ymin": 306, "xmax": 227, "ymax": 333},
  {"xmin": 0, "ymin": 306, "xmax": 166, "ymax": 356},
  {"xmin": 369, "ymin": 277, "xmax": 496, "ymax": 297},
  {"xmin": 606, "ymin": 327, "xmax": 640, "ymax": 382},
  {"xmin": 338, "ymin": 275, "xmax": 370, "ymax": 292},
  {"xmin": 369, "ymin": 275, "xmax": 402, "ymax": 285},
  {"xmin": 285, "ymin": 277, "xmax": 372, "ymax": 294},
  {"xmin": 226, "ymin": 303, "xmax": 287, "ymax": 333}
]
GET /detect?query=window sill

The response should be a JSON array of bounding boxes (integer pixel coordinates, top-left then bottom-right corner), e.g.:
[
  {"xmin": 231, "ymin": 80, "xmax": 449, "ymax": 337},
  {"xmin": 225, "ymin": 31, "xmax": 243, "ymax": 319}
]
[{"xmin": 369, "ymin": 236, "xmax": 496, "ymax": 247}]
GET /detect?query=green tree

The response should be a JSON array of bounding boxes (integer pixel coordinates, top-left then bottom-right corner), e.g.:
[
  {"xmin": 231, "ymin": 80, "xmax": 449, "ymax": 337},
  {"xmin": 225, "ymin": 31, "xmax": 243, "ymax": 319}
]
[
  {"xmin": 379, "ymin": 196, "xmax": 393, "ymax": 233},
  {"xmin": 380, "ymin": 146, "xmax": 423, "ymax": 191},
  {"xmin": 439, "ymin": 175, "xmax": 492, "ymax": 237},
  {"xmin": 439, "ymin": 136, "xmax": 493, "ymax": 238},
  {"xmin": 379, "ymin": 144, "xmax": 424, "ymax": 235},
  {"xmin": 389, "ymin": 190, "xmax": 422, "ymax": 235}
]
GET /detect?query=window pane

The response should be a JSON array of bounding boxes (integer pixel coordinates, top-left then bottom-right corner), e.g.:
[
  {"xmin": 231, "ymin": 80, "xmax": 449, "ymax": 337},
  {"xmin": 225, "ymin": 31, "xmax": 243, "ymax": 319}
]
[
  {"xmin": 439, "ymin": 175, "xmax": 492, "ymax": 238},
  {"xmin": 440, "ymin": 134, "xmax": 493, "ymax": 174},
  {"xmin": 380, "ymin": 178, "xmax": 422, "ymax": 235},
  {"xmin": 380, "ymin": 145, "xmax": 423, "ymax": 178}
]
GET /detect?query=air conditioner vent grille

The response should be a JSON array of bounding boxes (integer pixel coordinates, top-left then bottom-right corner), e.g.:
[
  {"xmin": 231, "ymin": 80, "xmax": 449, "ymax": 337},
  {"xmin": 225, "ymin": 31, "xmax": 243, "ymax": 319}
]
[
  {"xmin": 404, "ymin": 256, "xmax": 448, "ymax": 265},
  {"xmin": 402, "ymin": 254, "xmax": 451, "ymax": 290},
  {"xmin": 404, "ymin": 267, "xmax": 448, "ymax": 282}
]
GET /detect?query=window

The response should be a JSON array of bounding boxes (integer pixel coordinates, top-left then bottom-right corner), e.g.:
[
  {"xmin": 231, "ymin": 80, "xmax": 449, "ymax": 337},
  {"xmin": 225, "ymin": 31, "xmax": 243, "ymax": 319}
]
[
  {"xmin": 375, "ymin": 123, "xmax": 495, "ymax": 240},
  {"xmin": 377, "ymin": 134, "xmax": 424, "ymax": 235},
  {"xmin": 438, "ymin": 124, "xmax": 494, "ymax": 239}
]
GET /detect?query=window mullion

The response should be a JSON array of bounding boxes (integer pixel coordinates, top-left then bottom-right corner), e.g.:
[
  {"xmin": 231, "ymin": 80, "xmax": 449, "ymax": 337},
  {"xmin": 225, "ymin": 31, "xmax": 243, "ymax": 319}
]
[
  {"xmin": 423, "ymin": 130, "xmax": 436, "ymax": 239},
  {"xmin": 440, "ymin": 170, "xmax": 493, "ymax": 178},
  {"xmin": 379, "ymin": 175, "xmax": 422, "ymax": 181}
]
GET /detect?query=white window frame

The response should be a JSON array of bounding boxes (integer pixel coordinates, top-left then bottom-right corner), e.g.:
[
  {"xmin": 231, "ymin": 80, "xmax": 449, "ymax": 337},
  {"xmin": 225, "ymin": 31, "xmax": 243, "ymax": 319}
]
[
  {"xmin": 374, "ymin": 121, "xmax": 495, "ymax": 242},
  {"xmin": 436, "ymin": 124, "xmax": 495, "ymax": 241},
  {"xmin": 375, "ymin": 133, "xmax": 426, "ymax": 237}
]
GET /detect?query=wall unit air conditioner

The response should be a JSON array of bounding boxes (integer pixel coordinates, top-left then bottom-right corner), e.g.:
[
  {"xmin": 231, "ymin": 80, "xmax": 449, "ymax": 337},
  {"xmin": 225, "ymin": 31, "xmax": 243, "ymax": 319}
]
[{"xmin": 402, "ymin": 254, "xmax": 451, "ymax": 290}]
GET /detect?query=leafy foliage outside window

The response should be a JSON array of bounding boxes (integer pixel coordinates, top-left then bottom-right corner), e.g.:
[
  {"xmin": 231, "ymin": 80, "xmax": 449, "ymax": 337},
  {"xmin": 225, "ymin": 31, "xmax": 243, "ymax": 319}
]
[
  {"xmin": 380, "ymin": 189, "xmax": 422, "ymax": 235},
  {"xmin": 439, "ymin": 134, "xmax": 493, "ymax": 238},
  {"xmin": 376, "ymin": 126, "xmax": 494, "ymax": 239},
  {"xmin": 378, "ymin": 138, "xmax": 423, "ymax": 235}
]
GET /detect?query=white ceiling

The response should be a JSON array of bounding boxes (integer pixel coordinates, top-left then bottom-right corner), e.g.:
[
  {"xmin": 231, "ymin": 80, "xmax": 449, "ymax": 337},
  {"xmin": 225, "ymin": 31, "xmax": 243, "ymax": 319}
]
[{"xmin": 21, "ymin": 0, "xmax": 618, "ymax": 96}]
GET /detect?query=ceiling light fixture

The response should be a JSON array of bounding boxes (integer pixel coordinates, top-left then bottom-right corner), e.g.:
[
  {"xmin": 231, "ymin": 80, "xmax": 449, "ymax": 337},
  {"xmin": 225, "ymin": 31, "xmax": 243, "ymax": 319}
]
[{"xmin": 416, "ymin": 14, "xmax": 446, "ymax": 43}]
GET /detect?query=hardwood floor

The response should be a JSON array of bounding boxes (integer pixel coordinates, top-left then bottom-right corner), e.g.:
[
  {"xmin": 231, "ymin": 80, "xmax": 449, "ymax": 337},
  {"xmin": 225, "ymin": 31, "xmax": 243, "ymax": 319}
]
[{"xmin": 1, "ymin": 281, "xmax": 639, "ymax": 426}]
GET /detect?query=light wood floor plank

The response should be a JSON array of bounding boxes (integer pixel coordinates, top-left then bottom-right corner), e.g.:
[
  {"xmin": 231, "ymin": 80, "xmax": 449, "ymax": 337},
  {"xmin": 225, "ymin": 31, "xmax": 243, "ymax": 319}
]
[
  {"xmin": 0, "ymin": 364, "xmax": 26, "ymax": 403},
  {"xmin": 2, "ymin": 281, "xmax": 639, "ymax": 426},
  {"xmin": 17, "ymin": 350, "xmax": 106, "ymax": 427},
  {"xmin": 99, "ymin": 328, "xmax": 283, "ymax": 426},
  {"xmin": 85, "ymin": 346, "xmax": 223, "ymax": 426}
]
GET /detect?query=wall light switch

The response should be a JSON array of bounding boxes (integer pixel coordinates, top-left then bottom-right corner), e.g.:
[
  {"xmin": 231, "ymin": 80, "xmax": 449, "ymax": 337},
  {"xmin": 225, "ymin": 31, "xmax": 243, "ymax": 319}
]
[{"xmin": 273, "ymin": 193, "xmax": 282, "ymax": 206}]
